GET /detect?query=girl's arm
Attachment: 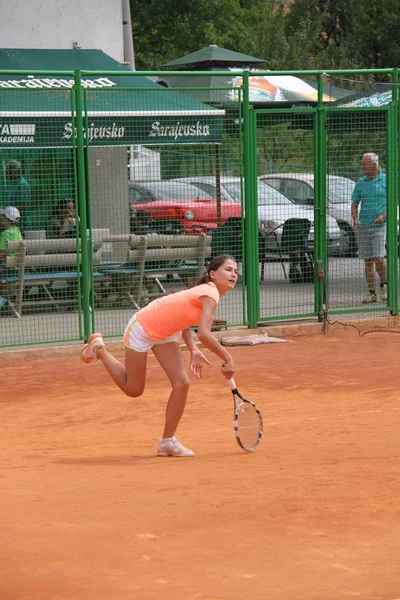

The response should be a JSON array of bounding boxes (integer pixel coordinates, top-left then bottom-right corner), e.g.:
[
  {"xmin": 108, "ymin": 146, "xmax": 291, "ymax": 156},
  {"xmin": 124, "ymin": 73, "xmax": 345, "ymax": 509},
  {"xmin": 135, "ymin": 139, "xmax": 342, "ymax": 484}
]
[
  {"xmin": 181, "ymin": 327, "xmax": 211, "ymax": 379},
  {"xmin": 197, "ymin": 296, "xmax": 234, "ymax": 379},
  {"xmin": 181, "ymin": 327, "xmax": 198, "ymax": 353}
]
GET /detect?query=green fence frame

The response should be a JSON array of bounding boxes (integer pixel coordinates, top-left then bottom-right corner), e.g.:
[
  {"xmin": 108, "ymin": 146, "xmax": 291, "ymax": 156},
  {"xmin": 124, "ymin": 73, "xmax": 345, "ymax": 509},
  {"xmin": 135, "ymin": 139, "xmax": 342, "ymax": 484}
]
[{"xmin": 0, "ymin": 67, "xmax": 399, "ymax": 347}]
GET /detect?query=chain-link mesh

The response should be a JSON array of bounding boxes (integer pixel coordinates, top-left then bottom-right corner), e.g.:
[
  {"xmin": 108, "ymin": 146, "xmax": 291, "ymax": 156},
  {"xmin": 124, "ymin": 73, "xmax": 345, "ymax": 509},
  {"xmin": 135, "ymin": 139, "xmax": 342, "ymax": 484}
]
[
  {"xmin": 255, "ymin": 111, "xmax": 318, "ymax": 321},
  {"xmin": 0, "ymin": 78, "xmax": 247, "ymax": 346},
  {"xmin": 325, "ymin": 99, "xmax": 395, "ymax": 335},
  {"xmin": 1, "ymin": 70, "xmax": 400, "ymax": 347},
  {"xmin": 0, "ymin": 87, "xmax": 85, "ymax": 346},
  {"xmin": 83, "ymin": 81, "xmax": 245, "ymax": 338}
]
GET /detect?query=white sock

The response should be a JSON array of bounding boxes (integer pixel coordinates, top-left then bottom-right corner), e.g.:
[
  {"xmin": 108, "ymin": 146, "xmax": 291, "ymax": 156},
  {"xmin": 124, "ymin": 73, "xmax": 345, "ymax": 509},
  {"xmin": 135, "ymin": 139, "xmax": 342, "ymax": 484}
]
[{"xmin": 93, "ymin": 341, "xmax": 105, "ymax": 359}]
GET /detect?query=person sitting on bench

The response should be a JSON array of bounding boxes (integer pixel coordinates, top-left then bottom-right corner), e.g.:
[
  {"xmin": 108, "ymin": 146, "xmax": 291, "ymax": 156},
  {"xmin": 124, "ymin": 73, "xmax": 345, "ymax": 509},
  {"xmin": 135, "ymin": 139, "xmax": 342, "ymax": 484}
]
[{"xmin": 0, "ymin": 206, "xmax": 22, "ymax": 311}]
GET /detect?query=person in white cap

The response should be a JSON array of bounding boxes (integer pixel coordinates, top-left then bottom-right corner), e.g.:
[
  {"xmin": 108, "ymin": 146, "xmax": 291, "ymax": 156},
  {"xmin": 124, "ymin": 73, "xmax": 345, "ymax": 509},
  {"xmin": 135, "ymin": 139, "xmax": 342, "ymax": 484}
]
[{"xmin": 0, "ymin": 206, "xmax": 22, "ymax": 285}]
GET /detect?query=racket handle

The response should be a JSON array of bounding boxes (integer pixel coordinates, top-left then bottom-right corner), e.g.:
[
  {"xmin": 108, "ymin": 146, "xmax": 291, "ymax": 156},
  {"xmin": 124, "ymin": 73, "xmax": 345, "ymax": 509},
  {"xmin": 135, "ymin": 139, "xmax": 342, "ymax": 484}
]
[
  {"xmin": 228, "ymin": 378, "xmax": 237, "ymax": 390},
  {"xmin": 222, "ymin": 364, "xmax": 236, "ymax": 390}
]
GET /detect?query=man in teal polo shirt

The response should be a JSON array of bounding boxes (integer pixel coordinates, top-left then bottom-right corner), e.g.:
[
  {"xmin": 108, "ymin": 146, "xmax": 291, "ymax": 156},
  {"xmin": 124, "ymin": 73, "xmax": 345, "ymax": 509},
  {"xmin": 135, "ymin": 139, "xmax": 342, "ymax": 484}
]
[{"xmin": 351, "ymin": 153, "xmax": 387, "ymax": 304}]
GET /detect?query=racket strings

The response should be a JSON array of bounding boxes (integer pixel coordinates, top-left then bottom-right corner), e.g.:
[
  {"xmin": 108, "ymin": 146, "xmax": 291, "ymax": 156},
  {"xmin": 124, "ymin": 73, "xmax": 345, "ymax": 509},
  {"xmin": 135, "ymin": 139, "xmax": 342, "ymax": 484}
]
[{"xmin": 236, "ymin": 402, "xmax": 262, "ymax": 450}]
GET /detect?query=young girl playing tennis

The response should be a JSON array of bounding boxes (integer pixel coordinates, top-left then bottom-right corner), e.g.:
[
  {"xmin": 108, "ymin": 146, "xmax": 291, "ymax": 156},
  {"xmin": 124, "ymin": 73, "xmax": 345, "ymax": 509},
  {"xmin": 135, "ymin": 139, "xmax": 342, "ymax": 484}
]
[{"xmin": 80, "ymin": 254, "xmax": 238, "ymax": 457}]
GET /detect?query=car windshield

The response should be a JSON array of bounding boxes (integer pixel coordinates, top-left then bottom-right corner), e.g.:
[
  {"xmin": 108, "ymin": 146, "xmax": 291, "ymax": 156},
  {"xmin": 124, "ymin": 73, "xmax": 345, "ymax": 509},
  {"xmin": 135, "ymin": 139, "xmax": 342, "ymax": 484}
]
[
  {"xmin": 328, "ymin": 179, "xmax": 356, "ymax": 204},
  {"xmin": 140, "ymin": 182, "xmax": 214, "ymax": 201},
  {"xmin": 222, "ymin": 180, "xmax": 293, "ymax": 205}
]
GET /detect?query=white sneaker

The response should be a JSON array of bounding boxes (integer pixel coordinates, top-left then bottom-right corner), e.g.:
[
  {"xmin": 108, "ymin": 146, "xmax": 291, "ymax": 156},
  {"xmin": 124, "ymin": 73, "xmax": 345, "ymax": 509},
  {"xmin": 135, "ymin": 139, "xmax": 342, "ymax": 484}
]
[
  {"xmin": 80, "ymin": 333, "xmax": 105, "ymax": 363},
  {"xmin": 157, "ymin": 437, "xmax": 195, "ymax": 457},
  {"xmin": 381, "ymin": 284, "xmax": 387, "ymax": 302},
  {"xmin": 362, "ymin": 293, "xmax": 377, "ymax": 304}
]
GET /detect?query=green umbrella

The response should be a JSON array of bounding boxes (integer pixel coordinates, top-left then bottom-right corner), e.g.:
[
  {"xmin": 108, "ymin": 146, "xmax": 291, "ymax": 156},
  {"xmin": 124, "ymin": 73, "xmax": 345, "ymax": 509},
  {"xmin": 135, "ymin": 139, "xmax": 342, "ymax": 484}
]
[{"xmin": 162, "ymin": 45, "xmax": 266, "ymax": 70}]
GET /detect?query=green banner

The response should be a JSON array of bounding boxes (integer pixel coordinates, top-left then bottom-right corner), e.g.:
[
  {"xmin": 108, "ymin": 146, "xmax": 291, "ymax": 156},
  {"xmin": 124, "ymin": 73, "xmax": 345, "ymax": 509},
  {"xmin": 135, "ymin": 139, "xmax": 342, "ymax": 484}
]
[{"xmin": 0, "ymin": 115, "xmax": 223, "ymax": 147}]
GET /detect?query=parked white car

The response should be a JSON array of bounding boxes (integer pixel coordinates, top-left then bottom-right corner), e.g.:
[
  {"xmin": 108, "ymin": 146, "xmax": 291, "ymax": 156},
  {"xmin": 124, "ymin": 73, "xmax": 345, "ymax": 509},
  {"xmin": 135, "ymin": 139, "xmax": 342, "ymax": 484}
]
[
  {"xmin": 172, "ymin": 175, "xmax": 342, "ymax": 255},
  {"xmin": 260, "ymin": 173, "xmax": 356, "ymax": 256}
]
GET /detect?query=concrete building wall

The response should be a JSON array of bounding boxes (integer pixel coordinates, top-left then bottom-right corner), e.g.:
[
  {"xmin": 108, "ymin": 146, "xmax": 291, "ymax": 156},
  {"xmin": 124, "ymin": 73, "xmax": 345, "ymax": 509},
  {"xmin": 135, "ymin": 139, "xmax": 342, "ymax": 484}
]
[
  {"xmin": 1, "ymin": 0, "xmax": 132, "ymax": 248},
  {"xmin": 0, "ymin": 0, "xmax": 124, "ymax": 62},
  {"xmin": 89, "ymin": 147, "xmax": 130, "ymax": 256}
]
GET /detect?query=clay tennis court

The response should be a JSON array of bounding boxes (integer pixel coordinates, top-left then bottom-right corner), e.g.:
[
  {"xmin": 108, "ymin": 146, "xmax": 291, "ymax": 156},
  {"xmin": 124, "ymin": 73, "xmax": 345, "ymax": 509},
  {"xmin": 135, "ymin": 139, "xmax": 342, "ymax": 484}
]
[{"xmin": 2, "ymin": 326, "xmax": 400, "ymax": 600}]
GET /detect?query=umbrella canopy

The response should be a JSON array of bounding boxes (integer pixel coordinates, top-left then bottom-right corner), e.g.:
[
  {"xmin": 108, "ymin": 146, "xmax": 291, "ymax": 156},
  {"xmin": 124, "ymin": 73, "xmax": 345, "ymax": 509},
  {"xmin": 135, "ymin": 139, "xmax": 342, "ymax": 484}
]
[
  {"xmin": 156, "ymin": 69, "xmax": 335, "ymax": 104},
  {"xmin": 162, "ymin": 45, "xmax": 266, "ymax": 70},
  {"xmin": 331, "ymin": 86, "xmax": 392, "ymax": 108},
  {"xmin": 0, "ymin": 49, "xmax": 224, "ymax": 148}
]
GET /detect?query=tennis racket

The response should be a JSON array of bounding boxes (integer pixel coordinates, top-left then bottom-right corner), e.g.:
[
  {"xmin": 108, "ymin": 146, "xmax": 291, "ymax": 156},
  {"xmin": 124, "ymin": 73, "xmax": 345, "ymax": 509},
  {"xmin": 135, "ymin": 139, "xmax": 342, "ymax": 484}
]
[{"xmin": 223, "ymin": 372, "xmax": 263, "ymax": 452}]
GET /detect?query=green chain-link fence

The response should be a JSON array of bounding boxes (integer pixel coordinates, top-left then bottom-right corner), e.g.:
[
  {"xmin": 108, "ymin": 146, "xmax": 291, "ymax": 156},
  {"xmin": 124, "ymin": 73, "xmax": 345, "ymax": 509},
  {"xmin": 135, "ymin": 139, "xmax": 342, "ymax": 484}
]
[{"xmin": 1, "ymin": 68, "xmax": 399, "ymax": 347}]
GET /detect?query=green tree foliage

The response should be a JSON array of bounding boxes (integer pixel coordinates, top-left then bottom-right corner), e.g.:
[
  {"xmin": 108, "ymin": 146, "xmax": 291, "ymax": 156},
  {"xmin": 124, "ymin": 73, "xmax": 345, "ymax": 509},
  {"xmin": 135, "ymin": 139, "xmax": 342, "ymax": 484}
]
[
  {"xmin": 131, "ymin": 0, "xmax": 248, "ymax": 70},
  {"xmin": 346, "ymin": 0, "xmax": 400, "ymax": 69},
  {"xmin": 256, "ymin": 121, "xmax": 314, "ymax": 174},
  {"xmin": 286, "ymin": 0, "xmax": 400, "ymax": 71},
  {"xmin": 132, "ymin": 0, "xmax": 293, "ymax": 70},
  {"xmin": 131, "ymin": 0, "xmax": 400, "ymax": 72}
]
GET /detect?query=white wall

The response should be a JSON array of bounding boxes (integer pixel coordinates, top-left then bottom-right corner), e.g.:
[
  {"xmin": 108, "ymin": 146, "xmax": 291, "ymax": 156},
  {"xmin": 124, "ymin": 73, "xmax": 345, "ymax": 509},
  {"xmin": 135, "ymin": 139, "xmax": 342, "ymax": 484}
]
[
  {"xmin": 0, "ymin": 0, "xmax": 124, "ymax": 62},
  {"xmin": 89, "ymin": 147, "xmax": 131, "ymax": 256}
]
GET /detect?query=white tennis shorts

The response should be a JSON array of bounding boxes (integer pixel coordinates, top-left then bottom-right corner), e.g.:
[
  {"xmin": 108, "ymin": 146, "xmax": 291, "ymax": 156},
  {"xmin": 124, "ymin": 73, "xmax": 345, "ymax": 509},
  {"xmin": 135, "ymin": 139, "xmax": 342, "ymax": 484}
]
[
  {"xmin": 357, "ymin": 223, "xmax": 386, "ymax": 260},
  {"xmin": 123, "ymin": 313, "xmax": 182, "ymax": 352}
]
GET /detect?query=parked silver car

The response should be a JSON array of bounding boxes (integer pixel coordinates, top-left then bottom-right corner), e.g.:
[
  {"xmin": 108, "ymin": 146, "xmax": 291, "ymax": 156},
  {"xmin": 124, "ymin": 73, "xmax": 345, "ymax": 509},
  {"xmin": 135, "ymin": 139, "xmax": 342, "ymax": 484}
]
[
  {"xmin": 172, "ymin": 175, "xmax": 342, "ymax": 254},
  {"xmin": 261, "ymin": 173, "xmax": 356, "ymax": 256}
]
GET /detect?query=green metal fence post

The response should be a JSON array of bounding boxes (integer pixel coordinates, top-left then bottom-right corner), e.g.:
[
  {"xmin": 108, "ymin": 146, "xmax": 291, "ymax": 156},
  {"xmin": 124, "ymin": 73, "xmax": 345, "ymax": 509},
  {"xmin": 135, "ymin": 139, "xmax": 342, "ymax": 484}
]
[
  {"xmin": 81, "ymin": 88, "xmax": 97, "ymax": 333},
  {"xmin": 70, "ymin": 87, "xmax": 84, "ymax": 340},
  {"xmin": 243, "ymin": 72, "xmax": 259, "ymax": 328},
  {"xmin": 387, "ymin": 68, "xmax": 399, "ymax": 315},
  {"xmin": 74, "ymin": 69, "xmax": 91, "ymax": 341},
  {"xmin": 238, "ymin": 87, "xmax": 248, "ymax": 327},
  {"xmin": 315, "ymin": 74, "xmax": 328, "ymax": 317}
]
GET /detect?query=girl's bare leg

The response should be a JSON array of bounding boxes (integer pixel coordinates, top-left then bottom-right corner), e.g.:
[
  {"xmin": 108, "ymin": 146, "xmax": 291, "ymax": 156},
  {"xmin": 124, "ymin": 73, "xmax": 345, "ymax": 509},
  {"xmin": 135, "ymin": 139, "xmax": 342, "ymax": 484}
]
[
  {"xmin": 152, "ymin": 342, "xmax": 190, "ymax": 439},
  {"xmin": 96, "ymin": 346, "xmax": 147, "ymax": 397}
]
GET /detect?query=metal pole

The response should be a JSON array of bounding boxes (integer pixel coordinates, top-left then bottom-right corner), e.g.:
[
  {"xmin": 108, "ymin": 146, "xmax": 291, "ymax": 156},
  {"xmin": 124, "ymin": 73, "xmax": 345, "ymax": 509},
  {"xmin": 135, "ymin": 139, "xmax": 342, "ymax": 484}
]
[
  {"xmin": 74, "ymin": 69, "xmax": 91, "ymax": 341},
  {"xmin": 122, "ymin": 0, "xmax": 135, "ymax": 70},
  {"xmin": 215, "ymin": 145, "xmax": 222, "ymax": 227},
  {"xmin": 315, "ymin": 74, "xmax": 328, "ymax": 320},
  {"xmin": 387, "ymin": 68, "xmax": 399, "ymax": 315},
  {"xmin": 243, "ymin": 70, "xmax": 259, "ymax": 328}
]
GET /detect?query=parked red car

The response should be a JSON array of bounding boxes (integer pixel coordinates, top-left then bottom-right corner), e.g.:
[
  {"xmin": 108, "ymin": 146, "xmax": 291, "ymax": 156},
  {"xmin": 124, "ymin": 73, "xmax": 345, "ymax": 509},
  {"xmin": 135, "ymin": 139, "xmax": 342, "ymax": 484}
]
[{"xmin": 129, "ymin": 181, "xmax": 242, "ymax": 235}]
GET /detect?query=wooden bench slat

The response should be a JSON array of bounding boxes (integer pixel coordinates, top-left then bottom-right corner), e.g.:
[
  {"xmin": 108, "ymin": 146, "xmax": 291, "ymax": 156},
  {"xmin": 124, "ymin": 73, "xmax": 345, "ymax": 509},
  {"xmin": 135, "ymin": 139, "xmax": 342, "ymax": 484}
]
[
  {"xmin": 2, "ymin": 232, "xmax": 212, "ymax": 316},
  {"xmin": 7, "ymin": 238, "xmax": 103, "ymax": 253},
  {"xmin": 7, "ymin": 251, "xmax": 102, "ymax": 268},
  {"xmin": 127, "ymin": 246, "xmax": 201, "ymax": 262}
]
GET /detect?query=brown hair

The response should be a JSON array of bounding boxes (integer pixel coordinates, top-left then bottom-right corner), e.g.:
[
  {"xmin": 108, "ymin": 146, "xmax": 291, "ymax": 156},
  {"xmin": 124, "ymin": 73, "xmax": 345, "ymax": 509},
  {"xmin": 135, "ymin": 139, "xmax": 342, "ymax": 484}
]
[{"xmin": 197, "ymin": 254, "xmax": 236, "ymax": 285}]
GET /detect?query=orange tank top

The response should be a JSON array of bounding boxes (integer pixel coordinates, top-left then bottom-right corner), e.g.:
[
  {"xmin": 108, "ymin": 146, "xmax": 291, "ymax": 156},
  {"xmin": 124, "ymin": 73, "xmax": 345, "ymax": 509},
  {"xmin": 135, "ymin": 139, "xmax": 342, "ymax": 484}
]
[{"xmin": 136, "ymin": 282, "xmax": 220, "ymax": 340}]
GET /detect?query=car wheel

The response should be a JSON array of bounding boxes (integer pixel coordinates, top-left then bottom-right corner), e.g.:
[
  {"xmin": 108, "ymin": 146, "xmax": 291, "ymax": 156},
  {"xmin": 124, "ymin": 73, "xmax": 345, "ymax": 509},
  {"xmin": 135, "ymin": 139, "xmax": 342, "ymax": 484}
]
[
  {"xmin": 153, "ymin": 220, "xmax": 183, "ymax": 235},
  {"xmin": 338, "ymin": 222, "xmax": 357, "ymax": 257},
  {"xmin": 131, "ymin": 210, "xmax": 152, "ymax": 234}
]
